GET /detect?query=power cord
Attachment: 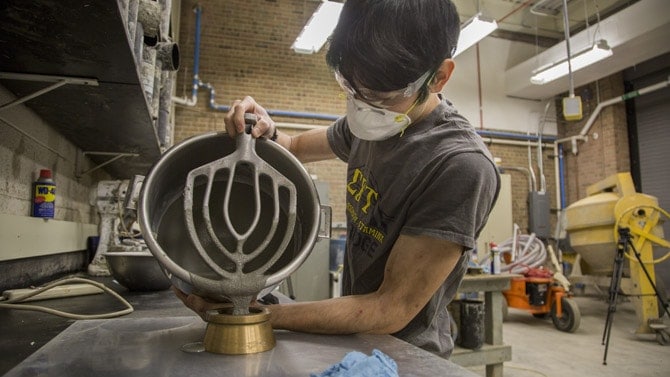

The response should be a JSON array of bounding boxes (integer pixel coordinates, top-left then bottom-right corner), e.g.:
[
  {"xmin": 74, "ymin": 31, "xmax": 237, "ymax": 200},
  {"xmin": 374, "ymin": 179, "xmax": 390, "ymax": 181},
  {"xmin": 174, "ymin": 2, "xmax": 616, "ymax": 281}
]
[{"xmin": 0, "ymin": 277, "xmax": 133, "ymax": 319}]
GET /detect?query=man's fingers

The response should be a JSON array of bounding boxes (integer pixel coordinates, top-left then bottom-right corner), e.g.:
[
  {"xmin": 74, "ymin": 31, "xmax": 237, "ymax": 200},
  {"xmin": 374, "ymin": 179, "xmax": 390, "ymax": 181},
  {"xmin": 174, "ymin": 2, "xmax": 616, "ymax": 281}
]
[
  {"xmin": 171, "ymin": 286, "xmax": 236, "ymax": 321},
  {"xmin": 172, "ymin": 285, "xmax": 188, "ymax": 302},
  {"xmin": 171, "ymin": 286, "xmax": 208, "ymax": 319},
  {"xmin": 253, "ymin": 117, "xmax": 275, "ymax": 139},
  {"xmin": 223, "ymin": 99, "xmax": 244, "ymax": 136},
  {"xmin": 223, "ymin": 96, "xmax": 275, "ymax": 139}
]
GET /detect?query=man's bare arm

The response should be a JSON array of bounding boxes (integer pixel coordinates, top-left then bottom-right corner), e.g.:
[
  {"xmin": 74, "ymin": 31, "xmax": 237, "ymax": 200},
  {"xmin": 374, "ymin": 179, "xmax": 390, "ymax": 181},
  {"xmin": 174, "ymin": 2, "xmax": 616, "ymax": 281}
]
[{"xmin": 267, "ymin": 234, "xmax": 462, "ymax": 334}]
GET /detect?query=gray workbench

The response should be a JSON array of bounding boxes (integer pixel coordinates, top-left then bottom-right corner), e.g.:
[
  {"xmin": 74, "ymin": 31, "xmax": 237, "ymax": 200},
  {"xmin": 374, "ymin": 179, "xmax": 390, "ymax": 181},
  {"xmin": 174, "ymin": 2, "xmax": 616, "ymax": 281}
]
[
  {"xmin": 4, "ymin": 316, "xmax": 477, "ymax": 377},
  {"xmin": 2, "ymin": 282, "xmax": 478, "ymax": 377}
]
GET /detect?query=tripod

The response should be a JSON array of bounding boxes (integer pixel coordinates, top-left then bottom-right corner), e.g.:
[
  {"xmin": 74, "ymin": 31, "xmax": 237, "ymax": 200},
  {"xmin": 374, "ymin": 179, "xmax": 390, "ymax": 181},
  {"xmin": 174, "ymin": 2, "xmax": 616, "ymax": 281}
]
[
  {"xmin": 601, "ymin": 227, "xmax": 630, "ymax": 365},
  {"xmin": 602, "ymin": 226, "xmax": 670, "ymax": 364}
]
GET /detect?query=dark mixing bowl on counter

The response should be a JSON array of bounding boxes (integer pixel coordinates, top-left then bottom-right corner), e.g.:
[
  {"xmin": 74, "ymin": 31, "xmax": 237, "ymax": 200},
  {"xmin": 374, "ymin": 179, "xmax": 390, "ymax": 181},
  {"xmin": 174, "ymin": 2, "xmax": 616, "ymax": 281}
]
[{"xmin": 104, "ymin": 249, "xmax": 172, "ymax": 291}]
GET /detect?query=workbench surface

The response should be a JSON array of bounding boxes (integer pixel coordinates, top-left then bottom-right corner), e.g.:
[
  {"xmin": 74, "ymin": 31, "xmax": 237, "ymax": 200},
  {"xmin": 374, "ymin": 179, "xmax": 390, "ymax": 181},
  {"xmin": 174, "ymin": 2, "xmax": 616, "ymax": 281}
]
[{"xmin": 1, "ymin": 278, "xmax": 477, "ymax": 377}]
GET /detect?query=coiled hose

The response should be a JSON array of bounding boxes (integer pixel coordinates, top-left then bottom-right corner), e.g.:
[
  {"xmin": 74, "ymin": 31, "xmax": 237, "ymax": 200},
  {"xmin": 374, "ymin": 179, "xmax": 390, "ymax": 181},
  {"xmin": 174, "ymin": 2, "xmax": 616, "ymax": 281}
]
[{"xmin": 480, "ymin": 233, "xmax": 547, "ymax": 274}]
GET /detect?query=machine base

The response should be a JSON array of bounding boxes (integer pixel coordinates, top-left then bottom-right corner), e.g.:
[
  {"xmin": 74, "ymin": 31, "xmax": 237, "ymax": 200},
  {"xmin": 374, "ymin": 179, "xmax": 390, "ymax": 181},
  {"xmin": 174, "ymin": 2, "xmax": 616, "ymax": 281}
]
[{"xmin": 204, "ymin": 307, "xmax": 275, "ymax": 354}]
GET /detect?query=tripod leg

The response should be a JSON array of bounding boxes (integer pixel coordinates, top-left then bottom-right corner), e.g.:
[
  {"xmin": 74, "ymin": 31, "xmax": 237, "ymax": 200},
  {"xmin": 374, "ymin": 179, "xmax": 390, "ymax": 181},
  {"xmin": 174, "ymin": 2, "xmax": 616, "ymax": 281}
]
[
  {"xmin": 602, "ymin": 258, "xmax": 624, "ymax": 364},
  {"xmin": 602, "ymin": 228, "xmax": 629, "ymax": 365},
  {"xmin": 602, "ymin": 259, "xmax": 621, "ymax": 345}
]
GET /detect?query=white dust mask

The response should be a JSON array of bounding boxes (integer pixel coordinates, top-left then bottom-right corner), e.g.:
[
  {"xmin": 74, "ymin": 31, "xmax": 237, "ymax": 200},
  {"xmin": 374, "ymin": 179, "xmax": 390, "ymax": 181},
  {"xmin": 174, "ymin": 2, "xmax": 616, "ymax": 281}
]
[{"xmin": 346, "ymin": 97, "xmax": 418, "ymax": 141}]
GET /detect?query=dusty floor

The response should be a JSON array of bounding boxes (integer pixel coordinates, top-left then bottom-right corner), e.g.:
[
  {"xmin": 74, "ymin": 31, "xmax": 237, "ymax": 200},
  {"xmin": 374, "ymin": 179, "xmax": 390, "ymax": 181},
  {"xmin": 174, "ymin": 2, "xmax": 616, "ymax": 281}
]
[{"xmin": 468, "ymin": 295, "xmax": 669, "ymax": 377}]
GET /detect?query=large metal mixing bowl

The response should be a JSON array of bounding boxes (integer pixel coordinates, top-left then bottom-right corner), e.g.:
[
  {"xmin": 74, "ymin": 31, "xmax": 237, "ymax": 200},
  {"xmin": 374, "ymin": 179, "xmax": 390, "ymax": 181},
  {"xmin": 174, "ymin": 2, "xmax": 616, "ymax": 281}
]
[
  {"xmin": 138, "ymin": 132, "xmax": 322, "ymax": 303},
  {"xmin": 104, "ymin": 251, "xmax": 172, "ymax": 291}
]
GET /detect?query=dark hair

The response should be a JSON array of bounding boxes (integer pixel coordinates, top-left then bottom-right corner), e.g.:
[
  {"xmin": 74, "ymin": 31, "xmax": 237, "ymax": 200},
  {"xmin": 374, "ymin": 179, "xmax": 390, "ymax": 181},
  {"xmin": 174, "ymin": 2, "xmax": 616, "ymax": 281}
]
[{"xmin": 325, "ymin": 0, "xmax": 460, "ymax": 102}]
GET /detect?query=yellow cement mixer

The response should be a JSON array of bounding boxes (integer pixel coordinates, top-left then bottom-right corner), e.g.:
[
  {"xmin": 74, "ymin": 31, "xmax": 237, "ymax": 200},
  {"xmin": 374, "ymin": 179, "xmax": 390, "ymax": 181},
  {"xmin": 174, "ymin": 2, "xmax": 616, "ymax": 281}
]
[{"xmin": 565, "ymin": 173, "xmax": 670, "ymax": 344}]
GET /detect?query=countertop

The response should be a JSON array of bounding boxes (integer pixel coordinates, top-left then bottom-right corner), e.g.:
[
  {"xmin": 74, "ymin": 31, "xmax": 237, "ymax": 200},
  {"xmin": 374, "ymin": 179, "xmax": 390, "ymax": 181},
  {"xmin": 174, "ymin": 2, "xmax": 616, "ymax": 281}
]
[
  {"xmin": 0, "ymin": 277, "xmax": 477, "ymax": 377},
  {"xmin": 0, "ymin": 277, "xmax": 193, "ymax": 375}
]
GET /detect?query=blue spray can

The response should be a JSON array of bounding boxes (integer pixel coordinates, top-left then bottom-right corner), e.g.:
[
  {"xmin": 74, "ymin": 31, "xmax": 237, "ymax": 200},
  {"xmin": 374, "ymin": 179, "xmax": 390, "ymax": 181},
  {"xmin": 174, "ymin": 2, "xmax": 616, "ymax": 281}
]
[{"xmin": 32, "ymin": 169, "xmax": 56, "ymax": 218}]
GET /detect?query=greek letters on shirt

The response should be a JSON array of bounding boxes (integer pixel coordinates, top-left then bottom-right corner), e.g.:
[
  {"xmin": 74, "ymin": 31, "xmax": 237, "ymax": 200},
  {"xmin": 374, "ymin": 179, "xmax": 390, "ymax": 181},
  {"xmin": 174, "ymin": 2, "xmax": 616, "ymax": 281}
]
[
  {"xmin": 346, "ymin": 168, "xmax": 388, "ymax": 258},
  {"xmin": 346, "ymin": 168, "xmax": 378, "ymax": 214}
]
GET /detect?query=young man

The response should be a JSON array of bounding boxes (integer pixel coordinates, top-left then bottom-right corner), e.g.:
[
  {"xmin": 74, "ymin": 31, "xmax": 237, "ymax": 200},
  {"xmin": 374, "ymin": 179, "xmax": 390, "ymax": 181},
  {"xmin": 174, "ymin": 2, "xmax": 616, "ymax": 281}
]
[{"xmin": 175, "ymin": 0, "xmax": 500, "ymax": 358}]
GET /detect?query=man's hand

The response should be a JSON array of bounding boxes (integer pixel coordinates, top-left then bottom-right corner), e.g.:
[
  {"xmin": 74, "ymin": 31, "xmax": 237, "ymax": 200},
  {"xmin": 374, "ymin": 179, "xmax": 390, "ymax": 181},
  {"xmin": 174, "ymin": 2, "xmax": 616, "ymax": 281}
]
[
  {"xmin": 223, "ymin": 96, "xmax": 276, "ymax": 140},
  {"xmin": 171, "ymin": 286, "xmax": 231, "ymax": 320}
]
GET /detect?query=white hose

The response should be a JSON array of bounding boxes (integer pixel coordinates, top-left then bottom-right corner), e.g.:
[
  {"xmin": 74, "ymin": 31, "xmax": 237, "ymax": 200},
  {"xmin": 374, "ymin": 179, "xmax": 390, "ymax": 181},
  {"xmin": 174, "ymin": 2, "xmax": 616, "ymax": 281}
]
[{"xmin": 480, "ymin": 233, "xmax": 547, "ymax": 274}]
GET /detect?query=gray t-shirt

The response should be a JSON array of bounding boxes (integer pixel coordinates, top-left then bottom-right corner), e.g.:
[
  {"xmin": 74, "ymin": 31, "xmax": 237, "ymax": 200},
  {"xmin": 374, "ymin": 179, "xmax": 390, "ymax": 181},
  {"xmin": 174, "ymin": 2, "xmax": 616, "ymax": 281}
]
[{"xmin": 326, "ymin": 98, "xmax": 500, "ymax": 358}]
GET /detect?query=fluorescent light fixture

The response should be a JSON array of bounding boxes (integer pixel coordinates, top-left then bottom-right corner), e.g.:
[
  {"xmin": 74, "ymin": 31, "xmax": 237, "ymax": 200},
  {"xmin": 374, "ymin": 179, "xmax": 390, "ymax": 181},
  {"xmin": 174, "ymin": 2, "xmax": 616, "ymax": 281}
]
[
  {"xmin": 291, "ymin": 1, "xmax": 343, "ymax": 54},
  {"xmin": 452, "ymin": 13, "xmax": 498, "ymax": 57},
  {"xmin": 292, "ymin": 6, "xmax": 498, "ymax": 57},
  {"xmin": 530, "ymin": 39, "xmax": 613, "ymax": 85}
]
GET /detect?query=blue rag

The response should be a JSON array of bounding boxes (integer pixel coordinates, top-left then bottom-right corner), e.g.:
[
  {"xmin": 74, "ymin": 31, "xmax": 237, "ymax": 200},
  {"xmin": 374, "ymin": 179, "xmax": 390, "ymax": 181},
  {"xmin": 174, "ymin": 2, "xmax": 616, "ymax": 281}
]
[{"xmin": 311, "ymin": 349, "xmax": 399, "ymax": 377}]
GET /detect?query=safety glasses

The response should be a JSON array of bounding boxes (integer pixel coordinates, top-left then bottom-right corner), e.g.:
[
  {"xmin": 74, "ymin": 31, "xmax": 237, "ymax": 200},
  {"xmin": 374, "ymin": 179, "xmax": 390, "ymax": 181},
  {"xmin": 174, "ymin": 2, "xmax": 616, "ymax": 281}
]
[{"xmin": 334, "ymin": 70, "xmax": 432, "ymax": 108}]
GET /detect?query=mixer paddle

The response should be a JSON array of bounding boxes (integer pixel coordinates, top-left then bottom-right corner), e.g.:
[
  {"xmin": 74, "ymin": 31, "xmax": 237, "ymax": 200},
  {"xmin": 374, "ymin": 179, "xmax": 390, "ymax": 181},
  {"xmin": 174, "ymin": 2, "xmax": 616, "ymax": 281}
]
[{"xmin": 182, "ymin": 114, "xmax": 297, "ymax": 315}]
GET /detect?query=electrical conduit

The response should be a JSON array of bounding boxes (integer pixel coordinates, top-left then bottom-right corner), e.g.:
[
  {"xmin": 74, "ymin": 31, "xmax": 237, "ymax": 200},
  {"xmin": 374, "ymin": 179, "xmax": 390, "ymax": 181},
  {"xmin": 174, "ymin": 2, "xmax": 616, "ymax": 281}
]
[
  {"xmin": 172, "ymin": 5, "xmax": 340, "ymax": 121},
  {"xmin": 552, "ymin": 76, "xmax": 670, "ymax": 210},
  {"xmin": 173, "ymin": 4, "xmax": 563, "ymax": 139}
]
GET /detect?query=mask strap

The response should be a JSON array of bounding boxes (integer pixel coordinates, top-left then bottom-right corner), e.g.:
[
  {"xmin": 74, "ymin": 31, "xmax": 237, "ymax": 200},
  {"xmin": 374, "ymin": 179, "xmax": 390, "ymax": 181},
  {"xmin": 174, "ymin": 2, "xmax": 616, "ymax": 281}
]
[
  {"xmin": 396, "ymin": 70, "xmax": 438, "ymax": 137},
  {"xmin": 395, "ymin": 97, "xmax": 421, "ymax": 137}
]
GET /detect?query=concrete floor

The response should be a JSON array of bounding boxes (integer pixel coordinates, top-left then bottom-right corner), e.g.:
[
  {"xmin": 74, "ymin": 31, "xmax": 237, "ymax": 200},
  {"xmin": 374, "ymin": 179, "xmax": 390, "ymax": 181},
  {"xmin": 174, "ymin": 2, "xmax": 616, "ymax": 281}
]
[{"xmin": 468, "ymin": 295, "xmax": 669, "ymax": 377}]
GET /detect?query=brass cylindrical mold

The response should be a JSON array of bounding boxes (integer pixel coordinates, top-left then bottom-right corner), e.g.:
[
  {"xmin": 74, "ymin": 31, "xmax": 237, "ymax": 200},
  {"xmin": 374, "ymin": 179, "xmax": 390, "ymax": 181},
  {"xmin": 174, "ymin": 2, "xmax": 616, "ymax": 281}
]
[{"xmin": 203, "ymin": 307, "xmax": 275, "ymax": 354}]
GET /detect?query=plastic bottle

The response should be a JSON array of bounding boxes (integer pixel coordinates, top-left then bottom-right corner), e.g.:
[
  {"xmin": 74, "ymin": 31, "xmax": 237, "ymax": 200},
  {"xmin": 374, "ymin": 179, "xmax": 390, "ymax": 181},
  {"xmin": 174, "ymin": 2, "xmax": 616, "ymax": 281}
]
[
  {"xmin": 490, "ymin": 242, "xmax": 501, "ymax": 274},
  {"xmin": 32, "ymin": 169, "xmax": 56, "ymax": 218}
]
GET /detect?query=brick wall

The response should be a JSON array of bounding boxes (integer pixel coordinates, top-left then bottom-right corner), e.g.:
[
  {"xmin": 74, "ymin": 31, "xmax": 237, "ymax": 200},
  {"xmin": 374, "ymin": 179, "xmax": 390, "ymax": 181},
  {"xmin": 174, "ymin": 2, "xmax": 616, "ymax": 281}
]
[
  {"xmin": 0, "ymin": 85, "xmax": 108, "ymax": 223},
  {"xmin": 173, "ymin": 0, "xmax": 340, "ymax": 138},
  {"xmin": 559, "ymin": 73, "xmax": 630, "ymax": 206},
  {"xmin": 487, "ymin": 142, "xmax": 556, "ymax": 234},
  {"xmin": 173, "ymin": 0, "xmax": 627, "ymax": 238},
  {"xmin": 174, "ymin": 0, "xmax": 347, "ymax": 225}
]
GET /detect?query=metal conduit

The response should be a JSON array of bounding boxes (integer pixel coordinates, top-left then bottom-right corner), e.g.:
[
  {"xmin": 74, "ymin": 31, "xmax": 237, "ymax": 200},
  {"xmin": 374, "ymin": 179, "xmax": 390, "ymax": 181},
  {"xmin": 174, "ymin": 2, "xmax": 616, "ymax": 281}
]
[
  {"xmin": 172, "ymin": 4, "xmax": 560, "ymax": 144},
  {"xmin": 176, "ymin": 5, "xmax": 670, "ymax": 232},
  {"xmin": 553, "ymin": 76, "xmax": 670, "ymax": 210}
]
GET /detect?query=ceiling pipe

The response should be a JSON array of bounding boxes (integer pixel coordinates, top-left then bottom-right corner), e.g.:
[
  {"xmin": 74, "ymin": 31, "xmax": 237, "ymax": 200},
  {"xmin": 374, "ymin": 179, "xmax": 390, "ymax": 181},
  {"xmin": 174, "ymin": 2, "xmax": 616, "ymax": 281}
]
[
  {"xmin": 578, "ymin": 76, "xmax": 670, "ymax": 138},
  {"xmin": 174, "ymin": 4, "xmax": 563, "ymax": 143},
  {"xmin": 497, "ymin": 0, "xmax": 534, "ymax": 24},
  {"xmin": 560, "ymin": 0, "xmax": 576, "ymax": 98},
  {"xmin": 476, "ymin": 44, "xmax": 484, "ymax": 129},
  {"xmin": 506, "ymin": 0, "xmax": 670, "ymax": 99},
  {"xmin": 479, "ymin": 129, "xmax": 556, "ymax": 143},
  {"xmin": 172, "ymin": 4, "xmax": 339, "ymax": 121},
  {"xmin": 499, "ymin": 165, "xmax": 535, "ymax": 192},
  {"xmin": 171, "ymin": 4, "xmax": 201, "ymax": 107},
  {"xmin": 553, "ymin": 76, "xmax": 670, "ymax": 210}
]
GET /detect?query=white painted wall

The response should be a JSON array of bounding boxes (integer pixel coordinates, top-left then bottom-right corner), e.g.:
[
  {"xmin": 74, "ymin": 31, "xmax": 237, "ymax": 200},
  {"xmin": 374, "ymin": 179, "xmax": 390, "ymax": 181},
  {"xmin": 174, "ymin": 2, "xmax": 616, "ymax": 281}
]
[
  {"xmin": 506, "ymin": 0, "xmax": 670, "ymax": 99},
  {"xmin": 0, "ymin": 84, "xmax": 108, "ymax": 260},
  {"xmin": 0, "ymin": 214, "xmax": 97, "ymax": 261},
  {"xmin": 445, "ymin": 37, "xmax": 558, "ymax": 136}
]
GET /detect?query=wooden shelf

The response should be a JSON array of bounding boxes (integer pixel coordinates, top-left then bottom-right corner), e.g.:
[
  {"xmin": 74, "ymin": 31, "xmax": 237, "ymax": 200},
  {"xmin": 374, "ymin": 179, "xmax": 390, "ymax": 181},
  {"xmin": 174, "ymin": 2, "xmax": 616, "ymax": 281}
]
[{"xmin": 0, "ymin": 0, "xmax": 161, "ymax": 178}]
